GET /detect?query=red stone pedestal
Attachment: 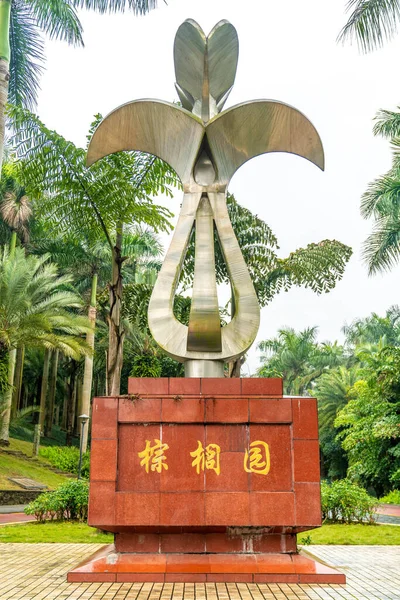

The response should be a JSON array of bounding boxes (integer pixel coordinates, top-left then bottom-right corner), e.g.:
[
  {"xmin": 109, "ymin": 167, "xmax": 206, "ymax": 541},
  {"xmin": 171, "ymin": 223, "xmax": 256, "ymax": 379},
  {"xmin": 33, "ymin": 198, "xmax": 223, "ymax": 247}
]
[{"xmin": 68, "ymin": 377, "xmax": 345, "ymax": 584}]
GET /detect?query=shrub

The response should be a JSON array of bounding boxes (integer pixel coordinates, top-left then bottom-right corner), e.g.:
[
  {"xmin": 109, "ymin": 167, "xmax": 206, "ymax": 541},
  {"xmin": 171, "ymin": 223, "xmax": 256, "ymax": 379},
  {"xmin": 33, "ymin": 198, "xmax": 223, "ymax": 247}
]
[
  {"xmin": 40, "ymin": 445, "xmax": 90, "ymax": 478},
  {"xmin": 379, "ymin": 490, "xmax": 400, "ymax": 504},
  {"xmin": 25, "ymin": 479, "xmax": 89, "ymax": 522},
  {"xmin": 130, "ymin": 354, "xmax": 162, "ymax": 378},
  {"xmin": 321, "ymin": 479, "xmax": 377, "ymax": 524}
]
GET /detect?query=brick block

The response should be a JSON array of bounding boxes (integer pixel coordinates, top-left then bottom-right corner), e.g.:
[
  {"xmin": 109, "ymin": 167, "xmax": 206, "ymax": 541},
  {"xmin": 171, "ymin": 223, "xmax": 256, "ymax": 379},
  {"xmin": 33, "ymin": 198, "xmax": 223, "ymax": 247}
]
[
  {"xmin": 160, "ymin": 534, "xmax": 205, "ymax": 553},
  {"xmin": 205, "ymin": 397, "xmax": 248, "ymax": 422},
  {"xmin": 241, "ymin": 378, "xmax": 283, "ymax": 396},
  {"xmin": 205, "ymin": 492, "xmax": 249, "ymax": 525},
  {"xmin": 162, "ymin": 397, "xmax": 204, "ymax": 423},
  {"xmin": 295, "ymin": 483, "xmax": 321, "ymax": 526},
  {"xmin": 201, "ymin": 378, "xmax": 241, "ymax": 395},
  {"xmin": 249, "ymin": 398, "xmax": 292, "ymax": 423},
  {"xmin": 160, "ymin": 492, "xmax": 205, "ymax": 526},
  {"xmin": 292, "ymin": 397, "xmax": 318, "ymax": 439},
  {"xmin": 205, "ymin": 533, "xmax": 244, "ymax": 553},
  {"xmin": 116, "ymin": 492, "xmax": 160, "ymax": 526},
  {"xmin": 91, "ymin": 397, "xmax": 118, "ymax": 439},
  {"xmin": 119, "ymin": 397, "xmax": 161, "ymax": 422},
  {"xmin": 293, "ymin": 440, "xmax": 320, "ymax": 482},
  {"xmin": 88, "ymin": 481, "xmax": 115, "ymax": 526},
  {"xmin": 250, "ymin": 492, "xmax": 295, "ymax": 526},
  {"xmin": 115, "ymin": 533, "xmax": 160, "ymax": 553},
  {"xmin": 169, "ymin": 378, "xmax": 201, "ymax": 395},
  {"xmin": 128, "ymin": 377, "xmax": 169, "ymax": 395},
  {"xmin": 90, "ymin": 439, "xmax": 117, "ymax": 481}
]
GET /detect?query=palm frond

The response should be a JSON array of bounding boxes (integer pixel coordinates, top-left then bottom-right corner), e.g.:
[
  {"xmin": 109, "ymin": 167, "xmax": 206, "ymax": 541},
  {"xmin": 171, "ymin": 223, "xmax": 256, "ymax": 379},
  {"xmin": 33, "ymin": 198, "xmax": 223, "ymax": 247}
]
[
  {"xmin": 361, "ymin": 172, "xmax": 400, "ymax": 219},
  {"xmin": 362, "ymin": 215, "xmax": 400, "ymax": 274},
  {"xmin": 9, "ymin": 1, "xmax": 44, "ymax": 109},
  {"xmin": 28, "ymin": 0, "xmax": 83, "ymax": 45},
  {"xmin": 373, "ymin": 107, "xmax": 400, "ymax": 138},
  {"xmin": 338, "ymin": 0, "xmax": 400, "ymax": 52},
  {"xmin": 71, "ymin": 0, "xmax": 158, "ymax": 15}
]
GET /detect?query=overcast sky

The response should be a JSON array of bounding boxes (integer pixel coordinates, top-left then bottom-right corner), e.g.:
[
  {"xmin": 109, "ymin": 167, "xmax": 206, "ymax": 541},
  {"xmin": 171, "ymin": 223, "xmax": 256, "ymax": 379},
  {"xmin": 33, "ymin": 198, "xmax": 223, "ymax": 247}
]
[{"xmin": 36, "ymin": 0, "xmax": 400, "ymax": 373}]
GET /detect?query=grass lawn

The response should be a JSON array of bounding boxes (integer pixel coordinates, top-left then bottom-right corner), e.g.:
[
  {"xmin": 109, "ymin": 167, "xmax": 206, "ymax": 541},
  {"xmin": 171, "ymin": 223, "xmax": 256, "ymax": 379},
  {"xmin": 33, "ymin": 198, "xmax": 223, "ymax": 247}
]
[
  {"xmin": 10, "ymin": 420, "xmax": 78, "ymax": 448},
  {"xmin": 299, "ymin": 524, "xmax": 400, "ymax": 545},
  {"xmin": 0, "ymin": 521, "xmax": 399, "ymax": 545},
  {"xmin": 0, "ymin": 450, "xmax": 69, "ymax": 490},
  {"xmin": 0, "ymin": 521, "xmax": 113, "ymax": 543}
]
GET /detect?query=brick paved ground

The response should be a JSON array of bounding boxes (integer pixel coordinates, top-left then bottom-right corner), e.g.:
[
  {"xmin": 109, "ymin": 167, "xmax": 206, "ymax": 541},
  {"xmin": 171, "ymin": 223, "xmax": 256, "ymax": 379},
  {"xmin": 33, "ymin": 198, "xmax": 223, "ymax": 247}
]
[{"xmin": 0, "ymin": 544, "xmax": 399, "ymax": 600}]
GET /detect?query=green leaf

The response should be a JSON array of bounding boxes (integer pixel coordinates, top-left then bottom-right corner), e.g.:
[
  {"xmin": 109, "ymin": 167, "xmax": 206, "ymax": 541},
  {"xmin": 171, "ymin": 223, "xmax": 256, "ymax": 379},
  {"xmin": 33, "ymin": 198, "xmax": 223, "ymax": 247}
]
[{"xmin": 339, "ymin": 0, "xmax": 400, "ymax": 53}]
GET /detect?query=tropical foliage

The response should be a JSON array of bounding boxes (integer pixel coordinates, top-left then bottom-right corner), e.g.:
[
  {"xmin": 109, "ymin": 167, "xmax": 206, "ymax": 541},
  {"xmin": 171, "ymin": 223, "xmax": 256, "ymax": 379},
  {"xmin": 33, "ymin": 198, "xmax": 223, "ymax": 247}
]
[
  {"xmin": 0, "ymin": 246, "xmax": 91, "ymax": 444},
  {"xmin": 9, "ymin": 106, "xmax": 178, "ymax": 395},
  {"xmin": 336, "ymin": 347, "xmax": 400, "ymax": 495},
  {"xmin": 181, "ymin": 194, "xmax": 352, "ymax": 308},
  {"xmin": 321, "ymin": 479, "xmax": 377, "ymax": 523},
  {"xmin": 0, "ymin": 0, "xmax": 160, "ymax": 174},
  {"xmin": 257, "ymin": 307, "xmax": 400, "ymax": 496},
  {"xmin": 340, "ymin": 0, "xmax": 400, "ymax": 52},
  {"xmin": 257, "ymin": 327, "xmax": 345, "ymax": 395},
  {"xmin": 361, "ymin": 107, "xmax": 400, "ymax": 274}
]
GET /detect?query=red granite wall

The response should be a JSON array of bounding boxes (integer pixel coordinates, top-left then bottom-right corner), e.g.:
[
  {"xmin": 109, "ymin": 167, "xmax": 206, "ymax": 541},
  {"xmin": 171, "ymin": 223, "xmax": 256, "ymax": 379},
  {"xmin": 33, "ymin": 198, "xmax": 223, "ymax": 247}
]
[{"xmin": 88, "ymin": 377, "xmax": 321, "ymax": 554}]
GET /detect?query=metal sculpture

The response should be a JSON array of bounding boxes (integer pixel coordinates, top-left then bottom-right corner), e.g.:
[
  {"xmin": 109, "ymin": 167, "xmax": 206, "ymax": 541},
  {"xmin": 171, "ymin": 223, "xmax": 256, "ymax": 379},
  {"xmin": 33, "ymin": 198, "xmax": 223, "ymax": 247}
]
[{"xmin": 87, "ymin": 19, "xmax": 324, "ymax": 377}]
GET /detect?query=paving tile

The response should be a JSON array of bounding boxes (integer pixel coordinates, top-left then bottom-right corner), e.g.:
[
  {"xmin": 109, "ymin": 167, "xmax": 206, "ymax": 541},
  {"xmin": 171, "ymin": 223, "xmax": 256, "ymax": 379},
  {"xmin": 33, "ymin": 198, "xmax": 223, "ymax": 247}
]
[{"xmin": 0, "ymin": 544, "xmax": 399, "ymax": 599}]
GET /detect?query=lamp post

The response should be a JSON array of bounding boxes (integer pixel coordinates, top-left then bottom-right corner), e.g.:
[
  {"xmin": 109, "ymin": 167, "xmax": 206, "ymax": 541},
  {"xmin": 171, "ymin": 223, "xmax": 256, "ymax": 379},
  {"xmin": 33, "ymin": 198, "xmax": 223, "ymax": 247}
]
[{"xmin": 78, "ymin": 414, "xmax": 90, "ymax": 480}]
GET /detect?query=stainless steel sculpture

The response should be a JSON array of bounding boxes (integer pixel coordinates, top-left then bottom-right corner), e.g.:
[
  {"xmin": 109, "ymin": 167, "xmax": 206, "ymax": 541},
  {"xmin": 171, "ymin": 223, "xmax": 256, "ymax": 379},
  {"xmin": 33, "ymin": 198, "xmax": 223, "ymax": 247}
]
[{"xmin": 87, "ymin": 19, "xmax": 324, "ymax": 377}]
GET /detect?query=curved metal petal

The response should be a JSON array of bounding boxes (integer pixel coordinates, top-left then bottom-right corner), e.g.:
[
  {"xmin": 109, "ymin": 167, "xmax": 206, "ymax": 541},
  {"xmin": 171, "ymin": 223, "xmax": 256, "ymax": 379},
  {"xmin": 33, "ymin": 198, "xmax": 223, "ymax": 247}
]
[
  {"xmin": 207, "ymin": 20, "xmax": 238, "ymax": 110},
  {"xmin": 174, "ymin": 19, "xmax": 238, "ymax": 120},
  {"xmin": 206, "ymin": 100, "xmax": 324, "ymax": 184},
  {"xmin": 148, "ymin": 190, "xmax": 260, "ymax": 363},
  {"xmin": 86, "ymin": 99, "xmax": 204, "ymax": 183},
  {"xmin": 174, "ymin": 20, "xmax": 206, "ymax": 111}
]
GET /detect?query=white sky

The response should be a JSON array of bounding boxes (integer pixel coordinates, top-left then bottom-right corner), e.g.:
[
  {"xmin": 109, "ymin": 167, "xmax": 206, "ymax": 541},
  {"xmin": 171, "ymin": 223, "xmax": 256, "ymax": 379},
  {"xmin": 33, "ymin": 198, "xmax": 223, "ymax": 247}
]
[{"xmin": 36, "ymin": 0, "xmax": 400, "ymax": 374}]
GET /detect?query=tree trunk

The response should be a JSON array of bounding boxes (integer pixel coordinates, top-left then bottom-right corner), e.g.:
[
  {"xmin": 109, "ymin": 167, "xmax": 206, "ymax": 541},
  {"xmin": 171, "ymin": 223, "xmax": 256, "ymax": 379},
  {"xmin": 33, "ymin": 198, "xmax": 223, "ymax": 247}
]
[
  {"xmin": 81, "ymin": 273, "xmax": 97, "ymax": 452},
  {"xmin": 66, "ymin": 375, "xmax": 76, "ymax": 447},
  {"xmin": 108, "ymin": 225, "xmax": 125, "ymax": 396},
  {"xmin": 0, "ymin": 1, "xmax": 10, "ymax": 175},
  {"xmin": 228, "ymin": 355, "xmax": 245, "ymax": 378},
  {"xmin": 45, "ymin": 350, "xmax": 59, "ymax": 437},
  {"xmin": 11, "ymin": 345, "xmax": 24, "ymax": 418},
  {"xmin": 227, "ymin": 286, "xmax": 242, "ymax": 377},
  {"xmin": 0, "ymin": 347, "xmax": 16, "ymax": 446},
  {"xmin": 74, "ymin": 378, "xmax": 82, "ymax": 436},
  {"xmin": 39, "ymin": 349, "xmax": 50, "ymax": 433},
  {"xmin": 61, "ymin": 377, "xmax": 69, "ymax": 430}
]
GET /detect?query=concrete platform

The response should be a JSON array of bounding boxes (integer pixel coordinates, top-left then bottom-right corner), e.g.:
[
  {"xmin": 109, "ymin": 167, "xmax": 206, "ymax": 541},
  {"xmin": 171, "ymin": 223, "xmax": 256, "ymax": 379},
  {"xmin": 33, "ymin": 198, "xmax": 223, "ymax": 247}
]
[{"xmin": 67, "ymin": 544, "xmax": 345, "ymax": 584}]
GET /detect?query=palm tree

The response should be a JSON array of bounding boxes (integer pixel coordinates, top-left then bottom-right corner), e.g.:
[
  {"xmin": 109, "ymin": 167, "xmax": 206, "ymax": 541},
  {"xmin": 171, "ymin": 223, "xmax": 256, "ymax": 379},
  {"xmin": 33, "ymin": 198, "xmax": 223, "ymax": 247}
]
[
  {"xmin": 0, "ymin": 158, "xmax": 31, "ymax": 250},
  {"xmin": 314, "ymin": 365, "xmax": 360, "ymax": 479},
  {"xmin": 343, "ymin": 305, "xmax": 400, "ymax": 347},
  {"xmin": 339, "ymin": 0, "xmax": 400, "ymax": 52},
  {"xmin": 0, "ymin": 246, "xmax": 91, "ymax": 445},
  {"xmin": 361, "ymin": 107, "xmax": 400, "ymax": 273},
  {"xmin": 257, "ymin": 327, "xmax": 345, "ymax": 395},
  {"xmin": 315, "ymin": 365, "xmax": 361, "ymax": 431},
  {"xmin": 36, "ymin": 228, "xmax": 162, "ymax": 449},
  {"xmin": 0, "ymin": 1, "xmax": 159, "ymax": 173}
]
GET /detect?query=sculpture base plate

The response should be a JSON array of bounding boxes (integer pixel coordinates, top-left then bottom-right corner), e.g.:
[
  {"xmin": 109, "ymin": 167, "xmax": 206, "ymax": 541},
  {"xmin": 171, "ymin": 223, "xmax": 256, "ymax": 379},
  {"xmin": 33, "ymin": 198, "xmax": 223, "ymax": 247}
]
[{"xmin": 67, "ymin": 545, "xmax": 346, "ymax": 584}]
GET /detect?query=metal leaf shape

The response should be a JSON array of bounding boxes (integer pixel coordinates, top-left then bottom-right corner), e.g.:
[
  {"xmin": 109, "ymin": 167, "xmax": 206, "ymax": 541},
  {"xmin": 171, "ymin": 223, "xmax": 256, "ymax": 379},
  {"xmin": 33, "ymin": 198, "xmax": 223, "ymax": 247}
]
[
  {"xmin": 206, "ymin": 100, "xmax": 325, "ymax": 183},
  {"xmin": 86, "ymin": 100, "xmax": 203, "ymax": 183}
]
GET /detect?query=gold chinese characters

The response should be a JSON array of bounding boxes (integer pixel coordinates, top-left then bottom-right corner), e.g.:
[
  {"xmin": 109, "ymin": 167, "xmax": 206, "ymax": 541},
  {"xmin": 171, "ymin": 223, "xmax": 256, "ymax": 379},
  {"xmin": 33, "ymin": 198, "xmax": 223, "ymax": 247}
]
[
  {"xmin": 138, "ymin": 439, "xmax": 169, "ymax": 473},
  {"xmin": 190, "ymin": 441, "xmax": 221, "ymax": 475},
  {"xmin": 244, "ymin": 440, "xmax": 271, "ymax": 475},
  {"xmin": 138, "ymin": 439, "xmax": 271, "ymax": 476}
]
